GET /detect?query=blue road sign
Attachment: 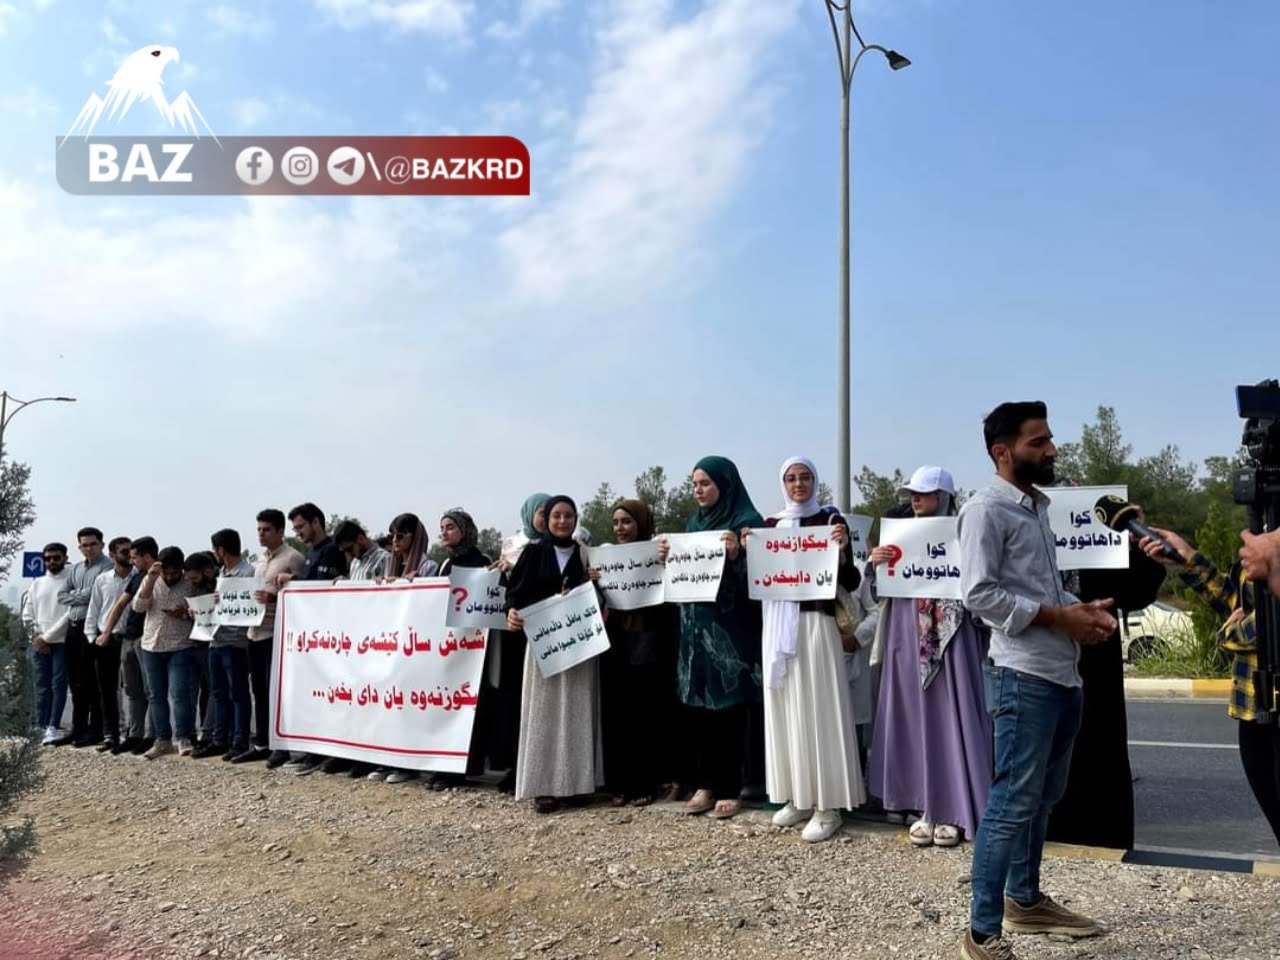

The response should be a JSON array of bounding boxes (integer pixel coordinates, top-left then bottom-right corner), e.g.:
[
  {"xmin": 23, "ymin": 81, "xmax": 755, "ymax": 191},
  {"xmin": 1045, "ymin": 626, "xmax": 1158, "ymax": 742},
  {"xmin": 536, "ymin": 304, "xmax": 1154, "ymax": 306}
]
[{"xmin": 22, "ymin": 552, "xmax": 44, "ymax": 578}]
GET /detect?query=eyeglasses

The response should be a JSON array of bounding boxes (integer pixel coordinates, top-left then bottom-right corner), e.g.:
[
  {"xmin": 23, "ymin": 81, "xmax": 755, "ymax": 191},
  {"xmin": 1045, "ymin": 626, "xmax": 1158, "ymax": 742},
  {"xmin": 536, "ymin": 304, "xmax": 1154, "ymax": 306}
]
[
  {"xmin": 43, "ymin": 555, "xmax": 64, "ymax": 562},
  {"xmin": 391, "ymin": 531, "xmax": 411, "ymax": 540}
]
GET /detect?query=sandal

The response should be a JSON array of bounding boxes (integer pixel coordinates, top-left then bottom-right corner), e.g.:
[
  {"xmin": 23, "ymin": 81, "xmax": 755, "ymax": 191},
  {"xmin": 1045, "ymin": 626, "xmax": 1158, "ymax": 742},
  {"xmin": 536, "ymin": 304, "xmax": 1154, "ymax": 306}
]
[
  {"xmin": 684, "ymin": 789, "xmax": 714, "ymax": 815},
  {"xmin": 632, "ymin": 794, "xmax": 657, "ymax": 808},
  {"xmin": 933, "ymin": 823, "xmax": 961, "ymax": 847},
  {"xmin": 708, "ymin": 799, "xmax": 741, "ymax": 820},
  {"xmin": 610, "ymin": 794, "xmax": 629, "ymax": 808},
  {"xmin": 909, "ymin": 818, "xmax": 934, "ymax": 847},
  {"xmin": 533, "ymin": 797, "xmax": 561, "ymax": 815}
]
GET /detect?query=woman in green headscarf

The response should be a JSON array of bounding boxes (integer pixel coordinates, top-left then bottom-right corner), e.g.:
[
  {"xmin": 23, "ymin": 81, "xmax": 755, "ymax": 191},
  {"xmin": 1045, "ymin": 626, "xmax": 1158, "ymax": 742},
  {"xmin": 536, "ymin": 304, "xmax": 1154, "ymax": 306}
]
[{"xmin": 658, "ymin": 455, "xmax": 764, "ymax": 819}]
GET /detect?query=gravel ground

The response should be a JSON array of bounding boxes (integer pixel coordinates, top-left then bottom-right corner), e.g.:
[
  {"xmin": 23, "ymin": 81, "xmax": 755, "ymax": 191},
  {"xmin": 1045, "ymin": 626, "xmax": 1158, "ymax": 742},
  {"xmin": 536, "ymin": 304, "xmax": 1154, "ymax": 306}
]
[{"xmin": 3, "ymin": 749, "xmax": 1279, "ymax": 960}]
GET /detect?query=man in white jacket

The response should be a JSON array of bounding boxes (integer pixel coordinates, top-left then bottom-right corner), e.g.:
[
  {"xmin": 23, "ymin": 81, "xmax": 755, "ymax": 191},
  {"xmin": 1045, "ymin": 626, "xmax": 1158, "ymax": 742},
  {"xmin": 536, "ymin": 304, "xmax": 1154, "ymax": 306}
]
[{"xmin": 21, "ymin": 543, "xmax": 72, "ymax": 744}]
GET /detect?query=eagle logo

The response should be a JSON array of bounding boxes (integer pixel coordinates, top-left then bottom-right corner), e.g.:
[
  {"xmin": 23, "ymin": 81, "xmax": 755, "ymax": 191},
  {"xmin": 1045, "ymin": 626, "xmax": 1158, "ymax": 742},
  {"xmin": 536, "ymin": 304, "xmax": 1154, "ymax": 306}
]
[{"xmin": 61, "ymin": 44, "xmax": 218, "ymax": 148}]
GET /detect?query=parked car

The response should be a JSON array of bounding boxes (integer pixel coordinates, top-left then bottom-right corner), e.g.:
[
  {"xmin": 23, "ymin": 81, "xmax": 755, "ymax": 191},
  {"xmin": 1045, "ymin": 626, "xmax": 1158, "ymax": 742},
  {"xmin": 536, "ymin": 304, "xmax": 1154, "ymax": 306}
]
[{"xmin": 1121, "ymin": 601, "xmax": 1195, "ymax": 662}]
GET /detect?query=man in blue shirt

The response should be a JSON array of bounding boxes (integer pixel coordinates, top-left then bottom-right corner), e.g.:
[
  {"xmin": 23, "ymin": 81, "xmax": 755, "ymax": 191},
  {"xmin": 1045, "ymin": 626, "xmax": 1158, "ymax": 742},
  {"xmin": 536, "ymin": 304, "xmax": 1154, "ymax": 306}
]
[{"xmin": 957, "ymin": 401, "xmax": 1117, "ymax": 960}]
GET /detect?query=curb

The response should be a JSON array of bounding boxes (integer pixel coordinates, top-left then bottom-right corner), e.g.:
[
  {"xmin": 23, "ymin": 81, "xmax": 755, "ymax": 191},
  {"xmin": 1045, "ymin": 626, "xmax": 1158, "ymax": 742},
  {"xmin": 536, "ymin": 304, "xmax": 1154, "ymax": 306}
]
[{"xmin": 1124, "ymin": 678, "xmax": 1231, "ymax": 699}]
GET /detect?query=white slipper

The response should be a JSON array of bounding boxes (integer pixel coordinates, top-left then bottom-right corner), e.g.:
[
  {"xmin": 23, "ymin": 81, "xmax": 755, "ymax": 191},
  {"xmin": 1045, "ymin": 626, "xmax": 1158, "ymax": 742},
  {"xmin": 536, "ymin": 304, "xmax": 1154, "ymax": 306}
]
[
  {"xmin": 933, "ymin": 823, "xmax": 961, "ymax": 847},
  {"xmin": 909, "ymin": 818, "xmax": 934, "ymax": 847}
]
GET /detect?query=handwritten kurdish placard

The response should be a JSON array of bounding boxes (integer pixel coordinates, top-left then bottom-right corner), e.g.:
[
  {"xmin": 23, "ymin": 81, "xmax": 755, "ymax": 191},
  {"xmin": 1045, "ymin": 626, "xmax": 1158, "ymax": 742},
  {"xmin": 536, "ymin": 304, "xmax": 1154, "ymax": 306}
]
[
  {"xmin": 271, "ymin": 579, "xmax": 487, "ymax": 773},
  {"xmin": 875, "ymin": 517, "xmax": 963, "ymax": 600},
  {"xmin": 587, "ymin": 541, "xmax": 665, "ymax": 611},
  {"xmin": 186, "ymin": 593, "xmax": 219, "ymax": 642},
  {"xmin": 445, "ymin": 565, "xmax": 509, "ymax": 630},
  {"xmin": 1041, "ymin": 484, "xmax": 1130, "ymax": 571},
  {"xmin": 746, "ymin": 528, "xmax": 840, "ymax": 602},
  {"xmin": 519, "ymin": 582, "xmax": 610, "ymax": 678},
  {"xmin": 661, "ymin": 532, "xmax": 727, "ymax": 603},
  {"xmin": 843, "ymin": 514, "xmax": 874, "ymax": 565},
  {"xmin": 214, "ymin": 576, "xmax": 267, "ymax": 627}
]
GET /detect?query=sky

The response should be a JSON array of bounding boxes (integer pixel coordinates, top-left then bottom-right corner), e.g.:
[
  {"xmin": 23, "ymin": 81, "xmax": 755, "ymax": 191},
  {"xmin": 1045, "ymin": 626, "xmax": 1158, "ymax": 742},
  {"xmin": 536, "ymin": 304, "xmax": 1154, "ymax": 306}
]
[{"xmin": 1, "ymin": 0, "xmax": 1278, "ymax": 573}]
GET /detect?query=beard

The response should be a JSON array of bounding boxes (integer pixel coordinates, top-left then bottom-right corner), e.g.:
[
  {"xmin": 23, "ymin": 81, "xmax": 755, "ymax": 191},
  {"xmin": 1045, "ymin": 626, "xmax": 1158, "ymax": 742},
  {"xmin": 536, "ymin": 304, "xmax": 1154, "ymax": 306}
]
[{"xmin": 1013, "ymin": 455, "xmax": 1055, "ymax": 486}]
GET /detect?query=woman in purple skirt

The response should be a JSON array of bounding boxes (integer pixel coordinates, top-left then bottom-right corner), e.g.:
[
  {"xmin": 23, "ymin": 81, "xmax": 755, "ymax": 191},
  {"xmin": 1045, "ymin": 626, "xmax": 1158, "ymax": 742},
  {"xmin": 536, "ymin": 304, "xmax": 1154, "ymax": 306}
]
[{"xmin": 866, "ymin": 466, "xmax": 993, "ymax": 847}]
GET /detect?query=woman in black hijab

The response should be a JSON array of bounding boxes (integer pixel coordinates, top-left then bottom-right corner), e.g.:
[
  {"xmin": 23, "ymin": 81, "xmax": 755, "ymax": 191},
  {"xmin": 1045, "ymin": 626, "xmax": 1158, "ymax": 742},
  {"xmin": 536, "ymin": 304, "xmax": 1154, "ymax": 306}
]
[{"xmin": 505, "ymin": 495, "xmax": 604, "ymax": 814}]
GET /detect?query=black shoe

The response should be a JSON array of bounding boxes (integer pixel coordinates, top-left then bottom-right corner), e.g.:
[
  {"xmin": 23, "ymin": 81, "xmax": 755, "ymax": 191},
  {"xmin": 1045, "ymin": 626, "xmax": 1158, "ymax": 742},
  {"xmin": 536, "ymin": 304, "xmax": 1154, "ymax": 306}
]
[
  {"xmin": 265, "ymin": 749, "xmax": 290, "ymax": 769},
  {"xmin": 223, "ymin": 745, "xmax": 249, "ymax": 762},
  {"xmin": 319, "ymin": 756, "xmax": 351, "ymax": 775},
  {"xmin": 292, "ymin": 755, "xmax": 324, "ymax": 776},
  {"xmin": 347, "ymin": 762, "xmax": 372, "ymax": 779},
  {"xmin": 432, "ymin": 773, "xmax": 464, "ymax": 792},
  {"xmin": 110, "ymin": 739, "xmax": 135, "ymax": 755},
  {"xmin": 129, "ymin": 738, "xmax": 155, "ymax": 755},
  {"xmin": 496, "ymin": 771, "xmax": 516, "ymax": 795},
  {"xmin": 49, "ymin": 733, "xmax": 75, "ymax": 747},
  {"xmin": 95, "ymin": 740, "xmax": 116, "ymax": 753},
  {"xmin": 192, "ymin": 743, "xmax": 227, "ymax": 759},
  {"xmin": 229, "ymin": 747, "xmax": 267, "ymax": 765}
]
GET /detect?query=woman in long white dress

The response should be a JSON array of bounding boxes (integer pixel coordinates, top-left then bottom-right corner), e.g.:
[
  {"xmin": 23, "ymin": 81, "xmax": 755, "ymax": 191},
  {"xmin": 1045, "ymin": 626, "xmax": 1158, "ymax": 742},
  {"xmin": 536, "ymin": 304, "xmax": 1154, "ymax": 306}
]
[{"xmin": 755, "ymin": 456, "xmax": 867, "ymax": 842}]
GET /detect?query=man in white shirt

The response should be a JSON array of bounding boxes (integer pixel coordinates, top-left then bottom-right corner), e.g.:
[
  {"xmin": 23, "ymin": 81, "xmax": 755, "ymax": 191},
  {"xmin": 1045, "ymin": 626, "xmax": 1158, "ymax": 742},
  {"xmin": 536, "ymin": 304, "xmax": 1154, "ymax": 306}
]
[
  {"xmin": 84, "ymin": 536, "xmax": 134, "ymax": 751},
  {"xmin": 22, "ymin": 543, "xmax": 72, "ymax": 745}
]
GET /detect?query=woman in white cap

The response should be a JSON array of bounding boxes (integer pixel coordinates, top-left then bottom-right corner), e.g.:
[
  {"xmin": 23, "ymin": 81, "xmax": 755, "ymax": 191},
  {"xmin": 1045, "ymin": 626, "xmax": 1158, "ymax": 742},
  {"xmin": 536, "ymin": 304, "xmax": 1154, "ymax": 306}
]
[
  {"xmin": 754, "ymin": 456, "xmax": 867, "ymax": 842},
  {"xmin": 865, "ymin": 466, "xmax": 992, "ymax": 848}
]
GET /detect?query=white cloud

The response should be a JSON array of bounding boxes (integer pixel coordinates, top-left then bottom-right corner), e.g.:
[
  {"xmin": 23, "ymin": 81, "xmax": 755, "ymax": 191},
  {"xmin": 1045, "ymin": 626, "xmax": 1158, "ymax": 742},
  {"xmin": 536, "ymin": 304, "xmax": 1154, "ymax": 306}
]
[
  {"xmin": 486, "ymin": 0, "xmax": 564, "ymax": 41},
  {"xmin": 312, "ymin": 0, "xmax": 472, "ymax": 37},
  {"xmin": 498, "ymin": 0, "xmax": 800, "ymax": 304},
  {"xmin": 0, "ymin": 87, "xmax": 57, "ymax": 119},
  {"xmin": 231, "ymin": 97, "xmax": 271, "ymax": 128},
  {"xmin": 100, "ymin": 14, "xmax": 126, "ymax": 46},
  {"xmin": 206, "ymin": 4, "xmax": 274, "ymax": 39},
  {"xmin": 0, "ymin": 2, "xmax": 18, "ymax": 35}
]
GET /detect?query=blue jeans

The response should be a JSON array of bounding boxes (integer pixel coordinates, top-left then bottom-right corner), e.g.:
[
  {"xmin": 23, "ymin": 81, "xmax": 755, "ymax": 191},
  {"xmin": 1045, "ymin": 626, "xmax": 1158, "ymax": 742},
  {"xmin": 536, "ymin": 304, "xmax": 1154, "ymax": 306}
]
[
  {"xmin": 30, "ymin": 643, "xmax": 69, "ymax": 730},
  {"xmin": 969, "ymin": 665, "xmax": 1083, "ymax": 938},
  {"xmin": 139, "ymin": 647, "xmax": 195, "ymax": 742},
  {"xmin": 208, "ymin": 645, "xmax": 251, "ymax": 751}
]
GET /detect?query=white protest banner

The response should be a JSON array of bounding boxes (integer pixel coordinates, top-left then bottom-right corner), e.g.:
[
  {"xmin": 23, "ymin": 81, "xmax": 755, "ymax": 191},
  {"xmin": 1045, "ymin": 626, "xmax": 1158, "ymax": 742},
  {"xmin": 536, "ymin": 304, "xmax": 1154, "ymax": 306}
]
[
  {"xmin": 270, "ymin": 579, "xmax": 486, "ymax": 774},
  {"xmin": 746, "ymin": 528, "xmax": 840, "ymax": 602},
  {"xmin": 876, "ymin": 517, "xmax": 963, "ymax": 600},
  {"xmin": 843, "ymin": 514, "xmax": 874, "ymax": 565},
  {"xmin": 186, "ymin": 593, "xmax": 219, "ymax": 642},
  {"xmin": 587, "ymin": 541, "xmax": 666, "ymax": 611},
  {"xmin": 214, "ymin": 576, "xmax": 267, "ymax": 627},
  {"xmin": 1041, "ymin": 484, "xmax": 1130, "ymax": 571},
  {"xmin": 661, "ymin": 532, "xmax": 727, "ymax": 603},
  {"xmin": 519, "ymin": 582, "xmax": 610, "ymax": 678},
  {"xmin": 445, "ymin": 566, "xmax": 509, "ymax": 631}
]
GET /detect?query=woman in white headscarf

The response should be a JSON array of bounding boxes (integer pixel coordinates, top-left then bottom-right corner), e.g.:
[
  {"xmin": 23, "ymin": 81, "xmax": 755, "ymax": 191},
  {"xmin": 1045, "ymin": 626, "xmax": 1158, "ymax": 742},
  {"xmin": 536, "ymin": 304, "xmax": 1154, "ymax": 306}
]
[{"xmin": 750, "ymin": 456, "xmax": 867, "ymax": 843}]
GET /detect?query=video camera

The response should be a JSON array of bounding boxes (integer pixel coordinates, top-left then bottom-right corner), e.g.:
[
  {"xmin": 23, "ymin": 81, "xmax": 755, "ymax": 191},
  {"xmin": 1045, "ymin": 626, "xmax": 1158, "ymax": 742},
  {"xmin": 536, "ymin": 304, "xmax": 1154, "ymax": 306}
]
[{"xmin": 1233, "ymin": 379, "xmax": 1280, "ymax": 725}]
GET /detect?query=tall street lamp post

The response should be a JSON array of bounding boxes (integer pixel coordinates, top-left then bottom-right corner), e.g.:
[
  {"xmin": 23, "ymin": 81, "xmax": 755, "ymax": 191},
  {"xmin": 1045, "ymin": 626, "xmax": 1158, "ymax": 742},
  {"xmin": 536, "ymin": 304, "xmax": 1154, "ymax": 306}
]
[{"xmin": 825, "ymin": 0, "xmax": 909, "ymax": 511}]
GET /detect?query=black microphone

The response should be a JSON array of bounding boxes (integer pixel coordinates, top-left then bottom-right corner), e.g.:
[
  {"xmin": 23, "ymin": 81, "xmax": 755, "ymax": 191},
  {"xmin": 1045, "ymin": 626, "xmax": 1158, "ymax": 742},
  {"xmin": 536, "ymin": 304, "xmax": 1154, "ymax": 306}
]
[{"xmin": 1093, "ymin": 495, "xmax": 1180, "ymax": 561}]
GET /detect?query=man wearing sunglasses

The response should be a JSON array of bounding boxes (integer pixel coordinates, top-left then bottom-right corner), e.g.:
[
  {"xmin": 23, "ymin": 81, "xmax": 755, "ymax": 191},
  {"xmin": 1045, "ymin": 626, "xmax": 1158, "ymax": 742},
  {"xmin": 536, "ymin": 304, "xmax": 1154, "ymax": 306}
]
[{"xmin": 22, "ymin": 543, "xmax": 73, "ymax": 745}]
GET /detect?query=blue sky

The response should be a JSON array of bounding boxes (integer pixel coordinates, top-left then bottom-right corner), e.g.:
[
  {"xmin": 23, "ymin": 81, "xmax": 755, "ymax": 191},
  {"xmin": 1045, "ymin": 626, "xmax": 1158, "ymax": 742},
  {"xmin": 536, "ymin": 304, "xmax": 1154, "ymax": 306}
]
[{"xmin": 1, "ymin": 0, "xmax": 1277, "ymax": 565}]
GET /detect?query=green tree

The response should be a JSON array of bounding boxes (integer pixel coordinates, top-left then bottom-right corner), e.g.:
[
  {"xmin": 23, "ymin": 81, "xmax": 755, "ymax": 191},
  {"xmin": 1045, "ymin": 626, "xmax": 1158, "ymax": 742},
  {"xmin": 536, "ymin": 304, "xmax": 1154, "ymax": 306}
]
[
  {"xmin": 326, "ymin": 513, "xmax": 364, "ymax": 537},
  {"xmin": 477, "ymin": 528, "xmax": 504, "ymax": 562},
  {"xmin": 1055, "ymin": 406, "xmax": 1132, "ymax": 485},
  {"xmin": 0, "ymin": 599, "xmax": 44, "ymax": 860},
  {"xmin": 578, "ymin": 482, "xmax": 618, "ymax": 547},
  {"xmin": 817, "ymin": 482, "xmax": 834, "ymax": 506},
  {"xmin": 0, "ymin": 457, "xmax": 36, "ymax": 583},
  {"xmin": 850, "ymin": 466, "xmax": 907, "ymax": 521}
]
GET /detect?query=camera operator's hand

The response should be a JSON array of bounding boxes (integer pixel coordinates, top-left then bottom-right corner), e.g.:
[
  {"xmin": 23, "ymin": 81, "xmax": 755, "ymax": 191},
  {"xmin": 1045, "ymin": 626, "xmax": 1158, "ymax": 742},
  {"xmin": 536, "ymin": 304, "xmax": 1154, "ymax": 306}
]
[
  {"xmin": 1045, "ymin": 599, "xmax": 1117, "ymax": 644},
  {"xmin": 1240, "ymin": 529, "xmax": 1280, "ymax": 597},
  {"xmin": 1140, "ymin": 526, "xmax": 1196, "ymax": 566}
]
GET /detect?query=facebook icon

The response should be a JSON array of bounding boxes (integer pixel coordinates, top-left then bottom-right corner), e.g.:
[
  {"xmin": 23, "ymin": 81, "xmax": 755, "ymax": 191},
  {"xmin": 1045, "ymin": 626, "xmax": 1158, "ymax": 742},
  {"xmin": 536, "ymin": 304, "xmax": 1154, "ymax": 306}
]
[
  {"xmin": 234, "ymin": 146, "xmax": 274, "ymax": 186},
  {"xmin": 22, "ymin": 551, "xmax": 44, "ymax": 578}
]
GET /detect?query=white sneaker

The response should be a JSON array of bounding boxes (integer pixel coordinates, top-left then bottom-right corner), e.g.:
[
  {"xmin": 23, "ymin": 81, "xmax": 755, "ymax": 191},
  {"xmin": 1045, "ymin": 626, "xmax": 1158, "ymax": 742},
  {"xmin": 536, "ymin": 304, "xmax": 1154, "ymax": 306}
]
[
  {"xmin": 143, "ymin": 740, "xmax": 175, "ymax": 760},
  {"xmin": 176, "ymin": 739, "xmax": 194, "ymax": 757},
  {"xmin": 772, "ymin": 801, "xmax": 812, "ymax": 829},
  {"xmin": 385, "ymin": 770, "xmax": 418, "ymax": 785},
  {"xmin": 366, "ymin": 768, "xmax": 388, "ymax": 782},
  {"xmin": 42, "ymin": 726, "xmax": 59, "ymax": 745},
  {"xmin": 801, "ymin": 809, "xmax": 843, "ymax": 843}
]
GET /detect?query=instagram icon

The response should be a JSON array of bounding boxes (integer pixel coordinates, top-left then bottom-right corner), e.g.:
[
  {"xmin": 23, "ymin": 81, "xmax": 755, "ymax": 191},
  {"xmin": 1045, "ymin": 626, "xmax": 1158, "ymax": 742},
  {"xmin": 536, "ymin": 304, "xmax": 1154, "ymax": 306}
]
[{"xmin": 281, "ymin": 146, "xmax": 319, "ymax": 186}]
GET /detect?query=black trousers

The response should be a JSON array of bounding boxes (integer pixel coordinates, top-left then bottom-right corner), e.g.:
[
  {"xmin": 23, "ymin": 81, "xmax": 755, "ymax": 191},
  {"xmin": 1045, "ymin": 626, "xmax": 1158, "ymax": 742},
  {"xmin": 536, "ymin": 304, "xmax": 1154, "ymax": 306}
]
[
  {"xmin": 249, "ymin": 640, "xmax": 273, "ymax": 748},
  {"xmin": 93, "ymin": 635, "xmax": 123, "ymax": 742},
  {"xmin": 65, "ymin": 622, "xmax": 99, "ymax": 738},
  {"xmin": 1238, "ymin": 719, "xmax": 1280, "ymax": 845},
  {"xmin": 690, "ymin": 702, "xmax": 748, "ymax": 800},
  {"xmin": 601, "ymin": 657, "xmax": 674, "ymax": 799}
]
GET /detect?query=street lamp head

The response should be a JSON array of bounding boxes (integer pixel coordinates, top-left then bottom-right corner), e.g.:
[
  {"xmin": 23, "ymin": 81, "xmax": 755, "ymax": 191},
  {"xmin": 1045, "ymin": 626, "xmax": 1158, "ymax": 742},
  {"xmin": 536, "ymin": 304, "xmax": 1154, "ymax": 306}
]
[
  {"xmin": 55, "ymin": 397, "xmax": 76, "ymax": 402},
  {"xmin": 885, "ymin": 49, "xmax": 911, "ymax": 70}
]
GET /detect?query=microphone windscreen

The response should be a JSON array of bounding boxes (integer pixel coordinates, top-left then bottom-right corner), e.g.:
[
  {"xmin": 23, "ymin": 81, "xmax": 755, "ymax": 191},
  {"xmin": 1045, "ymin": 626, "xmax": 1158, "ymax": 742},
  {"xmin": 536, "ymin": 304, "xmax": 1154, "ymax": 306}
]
[{"xmin": 1093, "ymin": 494, "xmax": 1137, "ymax": 532}]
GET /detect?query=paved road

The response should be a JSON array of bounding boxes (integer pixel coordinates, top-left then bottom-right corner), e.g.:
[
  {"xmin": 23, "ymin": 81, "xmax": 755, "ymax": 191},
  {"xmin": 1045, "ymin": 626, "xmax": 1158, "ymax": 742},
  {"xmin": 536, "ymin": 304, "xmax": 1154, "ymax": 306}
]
[{"xmin": 1129, "ymin": 699, "xmax": 1277, "ymax": 857}]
